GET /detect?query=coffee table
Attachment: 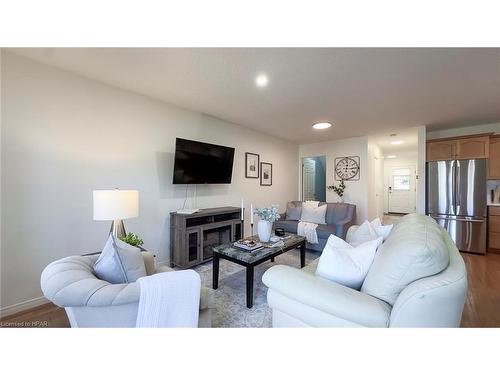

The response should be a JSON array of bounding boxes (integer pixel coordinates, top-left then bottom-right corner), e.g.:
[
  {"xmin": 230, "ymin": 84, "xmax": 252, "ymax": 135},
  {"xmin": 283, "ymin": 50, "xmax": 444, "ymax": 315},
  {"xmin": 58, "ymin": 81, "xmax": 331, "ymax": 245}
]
[{"xmin": 212, "ymin": 233, "xmax": 307, "ymax": 308}]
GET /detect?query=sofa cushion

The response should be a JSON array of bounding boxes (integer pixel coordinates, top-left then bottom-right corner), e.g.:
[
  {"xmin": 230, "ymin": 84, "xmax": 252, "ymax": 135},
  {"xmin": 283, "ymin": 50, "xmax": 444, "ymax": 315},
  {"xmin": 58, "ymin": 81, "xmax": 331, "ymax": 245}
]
[
  {"xmin": 94, "ymin": 234, "xmax": 147, "ymax": 284},
  {"xmin": 300, "ymin": 203, "xmax": 327, "ymax": 224},
  {"xmin": 316, "ymin": 235, "xmax": 383, "ymax": 290},
  {"xmin": 325, "ymin": 203, "xmax": 350, "ymax": 224},
  {"xmin": 348, "ymin": 220, "xmax": 380, "ymax": 247},
  {"xmin": 371, "ymin": 217, "xmax": 394, "ymax": 241},
  {"xmin": 361, "ymin": 214, "xmax": 450, "ymax": 305},
  {"xmin": 286, "ymin": 201, "xmax": 302, "ymax": 221},
  {"xmin": 316, "ymin": 224, "xmax": 338, "ymax": 239},
  {"xmin": 274, "ymin": 220, "xmax": 299, "ymax": 234}
]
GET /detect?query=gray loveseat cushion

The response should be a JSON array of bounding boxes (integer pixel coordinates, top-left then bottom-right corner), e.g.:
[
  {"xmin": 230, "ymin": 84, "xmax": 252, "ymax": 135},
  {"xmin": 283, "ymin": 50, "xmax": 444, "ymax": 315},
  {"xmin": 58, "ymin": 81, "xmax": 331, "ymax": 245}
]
[
  {"xmin": 286, "ymin": 201, "xmax": 302, "ymax": 221},
  {"xmin": 316, "ymin": 224, "xmax": 338, "ymax": 239},
  {"xmin": 275, "ymin": 220, "xmax": 299, "ymax": 234}
]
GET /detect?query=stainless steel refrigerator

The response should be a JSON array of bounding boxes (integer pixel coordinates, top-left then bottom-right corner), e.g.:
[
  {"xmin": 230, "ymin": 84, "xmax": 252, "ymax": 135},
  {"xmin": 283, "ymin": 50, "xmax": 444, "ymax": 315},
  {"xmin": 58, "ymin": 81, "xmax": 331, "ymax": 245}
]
[{"xmin": 426, "ymin": 159, "xmax": 487, "ymax": 254}]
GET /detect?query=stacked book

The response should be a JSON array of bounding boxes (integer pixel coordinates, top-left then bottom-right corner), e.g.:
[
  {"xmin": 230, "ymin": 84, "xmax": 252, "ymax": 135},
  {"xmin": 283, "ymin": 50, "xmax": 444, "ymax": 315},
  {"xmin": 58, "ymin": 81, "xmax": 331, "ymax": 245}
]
[{"xmin": 232, "ymin": 239, "xmax": 263, "ymax": 252}]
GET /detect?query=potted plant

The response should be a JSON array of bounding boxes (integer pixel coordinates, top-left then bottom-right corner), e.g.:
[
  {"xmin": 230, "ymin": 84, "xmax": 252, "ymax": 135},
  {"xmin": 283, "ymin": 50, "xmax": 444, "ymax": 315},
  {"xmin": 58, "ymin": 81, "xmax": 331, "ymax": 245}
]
[
  {"xmin": 119, "ymin": 232, "xmax": 144, "ymax": 247},
  {"xmin": 254, "ymin": 205, "xmax": 280, "ymax": 242},
  {"xmin": 327, "ymin": 179, "xmax": 346, "ymax": 203}
]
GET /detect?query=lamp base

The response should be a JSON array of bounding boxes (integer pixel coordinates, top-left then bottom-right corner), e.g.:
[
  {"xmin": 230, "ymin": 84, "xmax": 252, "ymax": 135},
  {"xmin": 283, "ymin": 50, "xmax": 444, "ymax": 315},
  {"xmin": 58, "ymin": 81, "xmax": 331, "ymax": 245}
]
[{"xmin": 110, "ymin": 219, "xmax": 126, "ymax": 239}]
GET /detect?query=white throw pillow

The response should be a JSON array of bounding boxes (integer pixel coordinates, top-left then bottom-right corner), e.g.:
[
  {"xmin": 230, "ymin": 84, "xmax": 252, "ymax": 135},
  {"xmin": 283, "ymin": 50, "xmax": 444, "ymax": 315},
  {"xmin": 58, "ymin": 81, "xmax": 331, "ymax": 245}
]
[
  {"xmin": 303, "ymin": 200, "xmax": 320, "ymax": 208},
  {"xmin": 94, "ymin": 234, "xmax": 147, "ymax": 284},
  {"xmin": 300, "ymin": 203, "xmax": 327, "ymax": 224},
  {"xmin": 316, "ymin": 235, "xmax": 383, "ymax": 290},
  {"xmin": 347, "ymin": 220, "xmax": 379, "ymax": 246},
  {"xmin": 370, "ymin": 218, "xmax": 394, "ymax": 241}
]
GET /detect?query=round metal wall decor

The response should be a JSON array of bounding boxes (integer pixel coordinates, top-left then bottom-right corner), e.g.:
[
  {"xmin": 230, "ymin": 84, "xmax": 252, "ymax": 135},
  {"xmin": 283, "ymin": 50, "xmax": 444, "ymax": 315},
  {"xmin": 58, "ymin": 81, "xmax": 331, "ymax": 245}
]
[{"xmin": 334, "ymin": 156, "xmax": 360, "ymax": 181}]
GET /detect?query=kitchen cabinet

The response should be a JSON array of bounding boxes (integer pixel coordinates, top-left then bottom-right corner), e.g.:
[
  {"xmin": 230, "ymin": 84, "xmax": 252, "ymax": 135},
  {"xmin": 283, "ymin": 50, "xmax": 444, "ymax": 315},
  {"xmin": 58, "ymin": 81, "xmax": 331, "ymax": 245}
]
[
  {"xmin": 488, "ymin": 206, "xmax": 500, "ymax": 254},
  {"xmin": 488, "ymin": 136, "xmax": 500, "ymax": 179},
  {"xmin": 427, "ymin": 140, "xmax": 456, "ymax": 161},
  {"xmin": 427, "ymin": 135, "xmax": 490, "ymax": 161},
  {"xmin": 456, "ymin": 136, "xmax": 489, "ymax": 159}
]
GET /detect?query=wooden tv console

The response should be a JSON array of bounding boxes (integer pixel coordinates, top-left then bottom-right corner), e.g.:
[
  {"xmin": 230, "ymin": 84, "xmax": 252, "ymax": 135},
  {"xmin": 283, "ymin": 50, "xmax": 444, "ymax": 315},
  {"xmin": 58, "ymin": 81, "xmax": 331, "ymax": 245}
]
[{"xmin": 170, "ymin": 206, "xmax": 244, "ymax": 268}]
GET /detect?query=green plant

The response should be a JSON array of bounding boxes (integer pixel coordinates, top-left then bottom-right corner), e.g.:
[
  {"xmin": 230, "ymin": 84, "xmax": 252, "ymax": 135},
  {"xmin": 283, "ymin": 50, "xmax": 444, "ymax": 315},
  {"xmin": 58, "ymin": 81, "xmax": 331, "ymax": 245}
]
[
  {"xmin": 327, "ymin": 179, "xmax": 346, "ymax": 197},
  {"xmin": 119, "ymin": 232, "xmax": 144, "ymax": 247}
]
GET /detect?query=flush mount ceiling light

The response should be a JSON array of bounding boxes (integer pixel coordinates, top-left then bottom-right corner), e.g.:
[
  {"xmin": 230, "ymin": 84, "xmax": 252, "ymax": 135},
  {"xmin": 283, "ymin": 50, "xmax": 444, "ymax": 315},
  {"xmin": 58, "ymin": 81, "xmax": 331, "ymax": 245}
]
[
  {"xmin": 390, "ymin": 140, "xmax": 404, "ymax": 145},
  {"xmin": 386, "ymin": 155, "xmax": 397, "ymax": 159},
  {"xmin": 312, "ymin": 122, "xmax": 333, "ymax": 130},
  {"xmin": 255, "ymin": 74, "xmax": 269, "ymax": 88}
]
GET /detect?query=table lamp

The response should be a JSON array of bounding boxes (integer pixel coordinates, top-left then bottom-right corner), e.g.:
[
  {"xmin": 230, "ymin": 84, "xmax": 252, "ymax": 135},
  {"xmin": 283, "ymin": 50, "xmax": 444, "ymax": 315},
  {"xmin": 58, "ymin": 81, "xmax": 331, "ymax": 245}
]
[{"xmin": 93, "ymin": 189, "xmax": 139, "ymax": 238}]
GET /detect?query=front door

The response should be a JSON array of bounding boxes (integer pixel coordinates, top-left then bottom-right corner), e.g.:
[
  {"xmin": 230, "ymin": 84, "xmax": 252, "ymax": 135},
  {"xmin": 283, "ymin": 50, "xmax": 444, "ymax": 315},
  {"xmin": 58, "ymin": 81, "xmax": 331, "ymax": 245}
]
[{"xmin": 388, "ymin": 166, "xmax": 416, "ymax": 214}]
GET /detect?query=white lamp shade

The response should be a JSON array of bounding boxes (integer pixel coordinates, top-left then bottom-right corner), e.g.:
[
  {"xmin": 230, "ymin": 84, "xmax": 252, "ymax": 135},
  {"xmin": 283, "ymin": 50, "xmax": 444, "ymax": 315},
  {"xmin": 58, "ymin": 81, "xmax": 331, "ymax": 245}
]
[{"xmin": 93, "ymin": 190, "xmax": 139, "ymax": 221}]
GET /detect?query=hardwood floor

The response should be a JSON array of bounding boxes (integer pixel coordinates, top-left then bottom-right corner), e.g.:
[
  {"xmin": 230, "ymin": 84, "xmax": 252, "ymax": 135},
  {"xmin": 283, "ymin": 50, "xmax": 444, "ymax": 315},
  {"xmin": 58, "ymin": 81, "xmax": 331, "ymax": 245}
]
[
  {"xmin": 2, "ymin": 251, "xmax": 500, "ymax": 328},
  {"xmin": 461, "ymin": 252, "xmax": 500, "ymax": 327},
  {"xmin": 1, "ymin": 302, "xmax": 70, "ymax": 328}
]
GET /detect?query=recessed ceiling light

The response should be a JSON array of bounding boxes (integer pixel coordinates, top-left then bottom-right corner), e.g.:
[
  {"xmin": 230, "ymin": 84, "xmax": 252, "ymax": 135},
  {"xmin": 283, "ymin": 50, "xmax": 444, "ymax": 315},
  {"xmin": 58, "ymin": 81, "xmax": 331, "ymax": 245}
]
[
  {"xmin": 312, "ymin": 122, "xmax": 333, "ymax": 130},
  {"xmin": 386, "ymin": 155, "xmax": 397, "ymax": 159},
  {"xmin": 390, "ymin": 140, "xmax": 404, "ymax": 145},
  {"xmin": 255, "ymin": 74, "xmax": 268, "ymax": 88}
]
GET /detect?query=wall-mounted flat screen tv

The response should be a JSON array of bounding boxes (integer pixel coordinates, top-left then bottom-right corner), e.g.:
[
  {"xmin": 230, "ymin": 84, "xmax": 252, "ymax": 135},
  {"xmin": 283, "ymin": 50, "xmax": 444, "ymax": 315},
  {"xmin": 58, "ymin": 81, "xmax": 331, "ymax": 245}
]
[{"xmin": 172, "ymin": 138, "xmax": 235, "ymax": 184}]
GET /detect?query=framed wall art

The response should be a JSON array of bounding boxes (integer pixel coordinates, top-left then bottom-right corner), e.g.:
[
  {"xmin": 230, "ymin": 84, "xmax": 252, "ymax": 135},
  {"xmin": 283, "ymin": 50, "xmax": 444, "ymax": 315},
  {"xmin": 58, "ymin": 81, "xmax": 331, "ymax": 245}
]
[
  {"xmin": 260, "ymin": 162, "xmax": 272, "ymax": 186},
  {"xmin": 245, "ymin": 152, "xmax": 260, "ymax": 178}
]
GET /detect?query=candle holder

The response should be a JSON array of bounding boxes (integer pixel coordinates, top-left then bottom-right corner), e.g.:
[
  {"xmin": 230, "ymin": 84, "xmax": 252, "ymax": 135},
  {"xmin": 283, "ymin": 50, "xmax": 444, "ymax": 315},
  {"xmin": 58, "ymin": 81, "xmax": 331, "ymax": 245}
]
[{"xmin": 250, "ymin": 223, "xmax": 254, "ymax": 240}]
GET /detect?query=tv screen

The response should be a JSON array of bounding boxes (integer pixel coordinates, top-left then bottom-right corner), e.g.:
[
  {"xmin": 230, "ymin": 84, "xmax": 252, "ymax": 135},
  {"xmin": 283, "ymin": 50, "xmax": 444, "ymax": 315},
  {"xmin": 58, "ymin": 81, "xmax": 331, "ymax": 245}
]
[{"xmin": 172, "ymin": 138, "xmax": 235, "ymax": 184}]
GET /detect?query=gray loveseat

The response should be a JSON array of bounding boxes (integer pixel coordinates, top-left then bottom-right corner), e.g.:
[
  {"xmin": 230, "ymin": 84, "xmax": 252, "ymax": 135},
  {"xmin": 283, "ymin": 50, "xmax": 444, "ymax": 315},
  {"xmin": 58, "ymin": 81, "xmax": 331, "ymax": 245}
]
[{"xmin": 274, "ymin": 201, "xmax": 356, "ymax": 251}]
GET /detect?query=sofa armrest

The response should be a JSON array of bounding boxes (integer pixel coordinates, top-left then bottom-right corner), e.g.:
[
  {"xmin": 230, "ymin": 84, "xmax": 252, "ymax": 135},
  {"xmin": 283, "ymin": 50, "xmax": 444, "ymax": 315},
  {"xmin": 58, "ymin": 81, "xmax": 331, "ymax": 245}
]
[
  {"xmin": 141, "ymin": 252, "xmax": 156, "ymax": 275},
  {"xmin": 335, "ymin": 218, "xmax": 354, "ymax": 239},
  {"xmin": 262, "ymin": 265, "xmax": 390, "ymax": 327}
]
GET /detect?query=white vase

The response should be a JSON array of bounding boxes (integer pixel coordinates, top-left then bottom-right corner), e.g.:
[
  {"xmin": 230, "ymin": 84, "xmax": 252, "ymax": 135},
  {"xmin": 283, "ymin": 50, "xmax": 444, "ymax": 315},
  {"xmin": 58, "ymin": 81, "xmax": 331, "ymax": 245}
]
[{"xmin": 257, "ymin": 220, "xmax": 273, "ymax": 242}]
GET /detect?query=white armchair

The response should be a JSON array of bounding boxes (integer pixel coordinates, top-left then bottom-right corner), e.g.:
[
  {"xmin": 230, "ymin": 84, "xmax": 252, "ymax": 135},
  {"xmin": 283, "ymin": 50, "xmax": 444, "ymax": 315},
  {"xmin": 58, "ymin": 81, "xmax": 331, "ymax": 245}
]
[
  {"xmin": 263, "ymin": 214, "xmax": 467, "ymax": 328},
  {"xmin": 41, "ymin": 251, "xmax": 213, "ymax": 327}
]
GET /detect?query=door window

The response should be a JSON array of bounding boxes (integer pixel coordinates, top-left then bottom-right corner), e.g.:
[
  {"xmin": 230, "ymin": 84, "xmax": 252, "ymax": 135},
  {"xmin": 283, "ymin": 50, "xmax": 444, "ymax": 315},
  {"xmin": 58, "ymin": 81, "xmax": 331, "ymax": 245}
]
[{"xmin": 392, "ymin": 168, "xmax": 411, "ymax": 190}]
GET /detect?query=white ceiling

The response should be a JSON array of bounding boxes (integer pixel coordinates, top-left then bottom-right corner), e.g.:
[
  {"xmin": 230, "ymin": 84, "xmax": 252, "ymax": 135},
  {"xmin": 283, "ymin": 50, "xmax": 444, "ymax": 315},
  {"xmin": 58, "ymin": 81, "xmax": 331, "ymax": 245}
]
[
  {"xmin": 8, "ymin": 48, "xmax": 500, "ymax": 144},
  {"xmin": 370, "ymin": 127, "xmax": 419, "ymax": 156}
]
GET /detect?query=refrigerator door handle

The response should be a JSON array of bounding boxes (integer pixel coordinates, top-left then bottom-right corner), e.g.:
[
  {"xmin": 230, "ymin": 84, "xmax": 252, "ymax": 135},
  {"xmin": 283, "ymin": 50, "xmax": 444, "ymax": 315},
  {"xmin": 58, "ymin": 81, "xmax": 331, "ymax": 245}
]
[
  {"xmin": 431, "ymin": 215, "xmax": 484, "ymax": 223},
  {"xmin": 455, "ymin": 161, "xmax": 461, "ymax": 210}
]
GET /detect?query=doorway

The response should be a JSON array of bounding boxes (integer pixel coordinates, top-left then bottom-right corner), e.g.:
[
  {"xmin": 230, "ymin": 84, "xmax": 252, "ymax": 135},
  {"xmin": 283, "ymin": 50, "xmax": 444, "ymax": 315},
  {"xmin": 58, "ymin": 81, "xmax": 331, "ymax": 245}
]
[
  {"xmin": 302, "ymin": 156, "xmax": 326, "ymax": 201},
  {"xmin": 388, "ymin": 166, "xmax": 416, "ymax": 214}
]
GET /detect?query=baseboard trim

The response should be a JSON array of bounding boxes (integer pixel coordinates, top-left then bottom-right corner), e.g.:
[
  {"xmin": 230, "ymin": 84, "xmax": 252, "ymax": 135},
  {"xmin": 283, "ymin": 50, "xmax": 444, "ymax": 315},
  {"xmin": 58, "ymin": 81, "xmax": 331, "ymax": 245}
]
[{"xmin": 0, "ymin": 296, "xmax": 49, "ymax": 318}]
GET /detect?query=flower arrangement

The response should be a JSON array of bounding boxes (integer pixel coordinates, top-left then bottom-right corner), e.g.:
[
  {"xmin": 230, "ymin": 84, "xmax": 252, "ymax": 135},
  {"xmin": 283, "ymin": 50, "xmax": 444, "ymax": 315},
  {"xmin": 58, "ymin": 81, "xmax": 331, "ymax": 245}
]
[
  {"xmin": 327, "ymin": 179, "xmax": 346, "ymax": 197},
  {"xmin": 254, "ymin": 205, "xmax": 280, "ymax": 222}
]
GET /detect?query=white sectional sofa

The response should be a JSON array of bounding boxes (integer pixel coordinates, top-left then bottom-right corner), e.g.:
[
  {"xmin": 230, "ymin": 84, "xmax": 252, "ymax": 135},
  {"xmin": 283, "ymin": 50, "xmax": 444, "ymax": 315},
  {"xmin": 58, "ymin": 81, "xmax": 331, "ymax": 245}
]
[{"xmin": 263, "ymin": 214, "xmax": 468, "ymax": 327}]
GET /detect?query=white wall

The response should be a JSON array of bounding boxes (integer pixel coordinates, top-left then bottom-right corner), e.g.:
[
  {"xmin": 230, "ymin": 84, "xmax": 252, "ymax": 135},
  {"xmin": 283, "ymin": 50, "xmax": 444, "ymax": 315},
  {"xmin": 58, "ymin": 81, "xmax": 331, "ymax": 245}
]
[
  {"xmin": 299, "ymin": 137, "xmax": 369, "ymax": 223},
  {"xmin": 367, "ymin": 140, "xmax": 384, "ymax": 219},
  {"xmin": 416, "ymin": 126, "xmax": 426, "ymax": 214},
  {"xmin": 427, "ymin": 122, "xmax": 500, "ymax": 139},
  {"xmin": 0, "ymin": 52, "xmax": 299, "ymax": 312}
]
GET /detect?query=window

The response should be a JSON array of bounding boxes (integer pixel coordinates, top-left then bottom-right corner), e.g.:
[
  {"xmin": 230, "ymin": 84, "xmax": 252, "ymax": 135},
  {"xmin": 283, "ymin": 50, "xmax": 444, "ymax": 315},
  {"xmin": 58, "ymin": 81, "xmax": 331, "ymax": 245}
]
[{"xmin": 393, "ymin": 168, "xmax": 411, "ymax": 190}]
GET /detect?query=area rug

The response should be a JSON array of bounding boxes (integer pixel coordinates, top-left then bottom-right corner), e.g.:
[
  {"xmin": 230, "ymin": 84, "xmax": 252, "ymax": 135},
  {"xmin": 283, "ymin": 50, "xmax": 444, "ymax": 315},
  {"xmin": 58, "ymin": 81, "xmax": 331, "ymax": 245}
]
[{"xmin": 193, "ymin": 249, "xmax": 319, "ymax": 328}]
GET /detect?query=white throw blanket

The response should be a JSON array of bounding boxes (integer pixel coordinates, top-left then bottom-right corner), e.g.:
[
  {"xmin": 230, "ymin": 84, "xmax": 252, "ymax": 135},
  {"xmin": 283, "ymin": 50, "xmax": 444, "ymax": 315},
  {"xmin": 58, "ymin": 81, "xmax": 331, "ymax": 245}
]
[
  {"xmin": 136, "ymin": 270, "xmax": 201, "ymax": 328},
  {"xmin": 298, "ymin": 221, "xmax": 319, "ymax": 244}
]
